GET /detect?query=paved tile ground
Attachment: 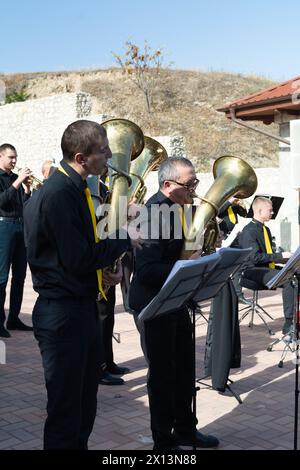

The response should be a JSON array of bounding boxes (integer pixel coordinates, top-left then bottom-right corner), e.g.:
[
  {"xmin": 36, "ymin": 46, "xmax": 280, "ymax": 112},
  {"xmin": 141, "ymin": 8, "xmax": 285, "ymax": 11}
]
[{"xmin": 0, "ymin": 271, "xmax": 299, "ymax": 450}]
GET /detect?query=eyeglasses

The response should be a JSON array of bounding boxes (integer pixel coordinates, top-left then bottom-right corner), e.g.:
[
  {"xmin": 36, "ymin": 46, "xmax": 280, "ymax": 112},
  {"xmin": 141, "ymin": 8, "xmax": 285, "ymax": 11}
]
[{"xmin": 168, "ymin": 178, "xmax": 199, "ymax": 190}]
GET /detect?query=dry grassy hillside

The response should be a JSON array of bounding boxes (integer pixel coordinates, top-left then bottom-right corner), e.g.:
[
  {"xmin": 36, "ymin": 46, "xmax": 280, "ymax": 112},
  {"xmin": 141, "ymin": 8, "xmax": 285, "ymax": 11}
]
[{"xmin": 0, "ymin": 68, "xmax": 278, "ymax": 171}]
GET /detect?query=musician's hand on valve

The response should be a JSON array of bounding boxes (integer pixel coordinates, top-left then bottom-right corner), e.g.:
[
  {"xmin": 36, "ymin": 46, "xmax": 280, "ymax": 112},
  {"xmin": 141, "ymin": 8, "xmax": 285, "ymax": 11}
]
[
  {"xmin": 102, "ymin": 260, "xmax": 123, "ymax": 286},
  {"xmin": 13, "ymin": 167, "xmax": 32, "ymax": 190},
  {"xmin": 130, "ymin": 236, "xmax": 144, "ymax": 251}
]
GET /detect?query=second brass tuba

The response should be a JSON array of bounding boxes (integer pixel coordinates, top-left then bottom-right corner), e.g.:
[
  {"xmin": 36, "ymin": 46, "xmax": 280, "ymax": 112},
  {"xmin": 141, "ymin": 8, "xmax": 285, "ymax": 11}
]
[
  {"xmin": 128, "ymin": 136, "xmax": 168, "ymax": 204},
  {"xmin": 101, "ymin": 118, "xmax": 144, "ymax": 235},
  {"xmin": 180, "ymin": 155, "xmax": 257, "ymax": 259}
]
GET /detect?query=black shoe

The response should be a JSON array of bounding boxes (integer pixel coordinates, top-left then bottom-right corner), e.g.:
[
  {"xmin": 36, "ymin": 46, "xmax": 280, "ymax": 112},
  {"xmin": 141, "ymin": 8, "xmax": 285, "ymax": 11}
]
[
  {"xmin": 6, "ymin": 319, "xmax": 33, "ymax": 331},
  {"xmin": 175, "ymin": 430, "xmax": 219, "ymax": 448},
  {"xmin": 238, "ymin": 295, "xmax": 253, "ymax": 306},
  {"xmin": 99, "ymin": 371, "xmax": 124, "ymax": 386},
  {"xmin": 153, "ymin": 445, "xmax": 184, "ymax": 451},
  {"xmin": 107, "ymin": 363, "xmax": 130, "ymax": 375},
  {"xmin": 0, "ymin": 326, "xmax": 11, "ymax": 338},
  {"xmin": 282, "ymin": 318, "xmax": 293, "ymax": 334}
]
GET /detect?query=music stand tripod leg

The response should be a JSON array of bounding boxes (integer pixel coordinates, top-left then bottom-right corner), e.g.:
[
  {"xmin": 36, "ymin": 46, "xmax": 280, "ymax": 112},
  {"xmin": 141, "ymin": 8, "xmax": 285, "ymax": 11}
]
[
  {"xmin": 190, "ymin": 304, "xmax": 200, "ymax": 452},
  {"xmin": 225, "ymin": 384, "xmax": 243, "ymax": 404}
]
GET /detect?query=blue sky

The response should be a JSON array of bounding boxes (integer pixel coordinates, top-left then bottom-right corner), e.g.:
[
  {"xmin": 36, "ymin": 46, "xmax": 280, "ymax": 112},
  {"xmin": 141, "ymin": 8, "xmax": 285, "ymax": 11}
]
[{"xmin": 1, "ymin": 0, "xmax": 299, "ymax": 80}]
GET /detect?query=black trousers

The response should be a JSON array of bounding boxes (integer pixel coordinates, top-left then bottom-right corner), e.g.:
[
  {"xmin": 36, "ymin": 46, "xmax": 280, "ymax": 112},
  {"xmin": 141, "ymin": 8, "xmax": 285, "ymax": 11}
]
[
  {"xmin": 243, "ymin": 267, "xmax": 295, "ymax": 319},
  {"xmin": 0, "ymin": 219, "xmax": 27, "ymax": 327},
  {"xmin": 204, "ymin": 279, "xmax": 241, "ymax": 391},
  {"xmin": 144, "ymin": 308, "xmax": 196, "ymax": 448},
  {"xmin": 32, "ymin": 296, "xmax": 101, "ymax": 449},
  {"xmin": 97, "ymin": 286, "xmax": 116, "ymax": 370}
]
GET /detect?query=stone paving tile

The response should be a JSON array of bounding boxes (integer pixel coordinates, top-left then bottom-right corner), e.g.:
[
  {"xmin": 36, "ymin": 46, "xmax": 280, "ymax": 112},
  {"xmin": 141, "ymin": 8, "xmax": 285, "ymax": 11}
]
[{"xmin": 1, "ymin": 275, "xmax": 300, "ymax": 450}]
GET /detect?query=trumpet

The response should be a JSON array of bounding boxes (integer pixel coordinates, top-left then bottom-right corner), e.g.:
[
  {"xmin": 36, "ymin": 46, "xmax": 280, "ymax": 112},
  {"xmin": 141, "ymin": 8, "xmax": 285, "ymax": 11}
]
[{"xmin": 15, "ymin": 166, "xmax": 43, "ymax": 190}]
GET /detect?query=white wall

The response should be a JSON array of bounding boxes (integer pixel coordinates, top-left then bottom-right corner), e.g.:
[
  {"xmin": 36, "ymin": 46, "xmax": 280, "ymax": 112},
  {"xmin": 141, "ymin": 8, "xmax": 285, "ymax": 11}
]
[
  {"xmin": 0, "ymin": 92, "xmax": 298, "ymax": 250},
  {"xmin": 0, "ymin": 93, "xmax": 92, "ymax": 178}
]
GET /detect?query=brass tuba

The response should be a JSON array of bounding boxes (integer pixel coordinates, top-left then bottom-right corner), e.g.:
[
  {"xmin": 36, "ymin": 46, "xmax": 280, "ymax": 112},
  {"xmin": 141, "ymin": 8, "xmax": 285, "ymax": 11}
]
[
  {"xmin": 101, "ymin": 118, "xmax": 144, "ymax": 235},
  {"xmin": 180, "ymin": 155, "xmax": 257, "ymax": 259},
  {"xmin": 97, "ymin": 118, "xmax": 144, "ymax": 301},
  {"xmin": 128, "ymin": 136, "xmax": 168, "ymax": 203}
]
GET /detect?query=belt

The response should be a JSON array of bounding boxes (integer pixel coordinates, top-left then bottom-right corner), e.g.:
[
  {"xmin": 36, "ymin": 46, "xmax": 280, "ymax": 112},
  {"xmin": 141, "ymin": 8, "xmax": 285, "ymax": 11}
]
[{"xmin": 0, "ymin": 216, "xmax": 23, "ymax": 222}]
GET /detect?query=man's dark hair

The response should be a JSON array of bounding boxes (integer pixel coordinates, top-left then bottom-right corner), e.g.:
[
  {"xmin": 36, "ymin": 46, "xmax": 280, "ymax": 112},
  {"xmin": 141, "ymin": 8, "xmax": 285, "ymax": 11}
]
[
  {"xmin": 0, "ymin": 143, "xmax": 16, "ymax": 153},
  {"xmin": 61, "ymin": 120, "xmax": 106, "ymax": 161}
]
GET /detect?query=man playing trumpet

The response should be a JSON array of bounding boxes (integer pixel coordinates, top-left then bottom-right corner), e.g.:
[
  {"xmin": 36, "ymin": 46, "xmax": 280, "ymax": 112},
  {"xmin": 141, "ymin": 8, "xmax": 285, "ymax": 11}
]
[{"xmin": 0, "ymin": 143, "xmax": 33, "ymax": 337}]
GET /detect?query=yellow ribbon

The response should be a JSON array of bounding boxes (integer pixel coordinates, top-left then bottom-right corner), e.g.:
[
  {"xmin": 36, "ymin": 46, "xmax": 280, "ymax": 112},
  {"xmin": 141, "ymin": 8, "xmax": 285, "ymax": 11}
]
[
  {"xmin": 263, "ymin": 225, "xmax": 275, "ymax": 269},
  {"xmin": 59, "ymin": 165, "xmax": 107, "ymax": 299},
  {"xmin": 227, "ymin": 206, "xmax": 237, "ymax": 224},
  {"xmin": 179, "ymin": 206, "xmax": 188, "ymax": 235}
]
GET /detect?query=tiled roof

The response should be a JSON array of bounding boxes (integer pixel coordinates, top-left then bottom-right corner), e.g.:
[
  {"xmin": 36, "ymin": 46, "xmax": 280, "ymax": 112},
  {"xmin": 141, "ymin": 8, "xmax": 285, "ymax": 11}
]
[
  {"xmin": 222, "ymin": 75, "xmax": 300, "ymax": 109},
  {"xmin": 218, "ymin": 75, "xmax": 300, "ymax": 122}
]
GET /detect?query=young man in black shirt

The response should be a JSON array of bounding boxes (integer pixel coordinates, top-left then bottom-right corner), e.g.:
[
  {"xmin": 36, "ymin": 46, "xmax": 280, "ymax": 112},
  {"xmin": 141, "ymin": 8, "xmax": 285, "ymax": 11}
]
[
  {"xmin": 24, "ymin": 120, "xmax": 141, "ymax": 449},
  {"xmin": 0, "ymin": 143, "xmax": 33, "ymax": 338},
  {"xmin": 239, "ymin": 197, "xmax": 293, "ymax": 334}
]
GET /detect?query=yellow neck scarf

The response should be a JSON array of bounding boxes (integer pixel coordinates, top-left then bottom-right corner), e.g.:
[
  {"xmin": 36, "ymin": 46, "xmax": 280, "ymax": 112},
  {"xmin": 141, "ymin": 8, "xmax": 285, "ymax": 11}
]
[
  {"xmin": 227, "ymin": 206, "xmax": 237, "ymax": 224},
  {"xmin": 59, "ymin": 165, "xmax": 107, "ymax": 299},
  {"xmin": 263, "ymin": 225, "xmax": 275, "ymax": 269}
]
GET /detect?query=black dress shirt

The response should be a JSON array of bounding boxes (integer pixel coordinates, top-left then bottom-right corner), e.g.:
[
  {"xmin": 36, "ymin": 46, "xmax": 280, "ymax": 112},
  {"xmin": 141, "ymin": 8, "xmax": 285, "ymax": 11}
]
[
  {"xmin": 24, "ymin": 160, "xmax": 131, "ymax": 299},
  {"xmin": 0, "ymin": 169, "xmax": 30, "ymax": 217},
  {"xmin": 238, "ymin": 219, "xmax": 283, "ymax": 268},
  {"xmin": 129, "ymin": 190, "xmax": 184, "ymax": 312}
]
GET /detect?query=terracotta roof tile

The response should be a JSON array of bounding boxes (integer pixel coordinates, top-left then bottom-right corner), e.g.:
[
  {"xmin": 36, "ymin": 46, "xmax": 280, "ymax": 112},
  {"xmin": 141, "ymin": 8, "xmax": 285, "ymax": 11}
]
[{"xmin": 223, "ymin": 75, "xmax": 300, "ymax": 108}]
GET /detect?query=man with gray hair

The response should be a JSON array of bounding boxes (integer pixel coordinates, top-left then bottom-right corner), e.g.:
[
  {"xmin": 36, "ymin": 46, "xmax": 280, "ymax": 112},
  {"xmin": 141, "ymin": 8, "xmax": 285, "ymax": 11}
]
[{"xmin": 129, "ymin": 157, "xmax": 219, "ymax": 451}]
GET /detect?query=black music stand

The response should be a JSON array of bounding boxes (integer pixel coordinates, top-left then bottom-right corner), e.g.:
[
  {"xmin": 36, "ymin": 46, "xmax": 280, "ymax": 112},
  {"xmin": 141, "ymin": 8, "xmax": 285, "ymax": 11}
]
[
  {"xmin": 193, "ymin": 248, "xmax": 252, "ymax": 404},
  {"xmin": 138, "ymin": 248, "xmax": 251, "ymax": 449},
  {"xmin": 266, "ymin": 245, "xmax": 300, "ymax": 451},
  {"xmin": 138, "ymin": 253, "xmax": 222, "ymax": 451}
]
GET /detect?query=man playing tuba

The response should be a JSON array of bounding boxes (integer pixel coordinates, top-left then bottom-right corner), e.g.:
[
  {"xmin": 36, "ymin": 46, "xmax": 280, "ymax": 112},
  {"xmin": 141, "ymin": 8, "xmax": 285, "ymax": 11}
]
[{"xmin": 129, "ymin": 157, "xmax": 219, "ymax": 451}]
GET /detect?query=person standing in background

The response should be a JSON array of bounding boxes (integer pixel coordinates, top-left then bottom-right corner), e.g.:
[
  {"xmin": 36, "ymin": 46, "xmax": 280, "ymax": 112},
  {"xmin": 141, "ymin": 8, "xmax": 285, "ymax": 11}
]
[{"xmin": 0, "ymin": 143, "xmax": 33, "ymax": 338}]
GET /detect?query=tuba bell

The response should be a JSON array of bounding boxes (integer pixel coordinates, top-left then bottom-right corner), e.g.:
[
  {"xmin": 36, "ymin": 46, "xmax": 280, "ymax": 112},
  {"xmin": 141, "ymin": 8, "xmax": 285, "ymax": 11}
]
[
  {"xmin": 100, "ymin": 118, "xmax": 144, "ymax": 235},
  {"xmin": 180, "ymin": 155, "xmax": 257, "ymax": 259},
  {"xmin": 128, "ymin": 136, "xmax": 168, "ymax": 204},
  {"xmin": 96, "ymin": 118, "xmax": 144, "ymax": 301}
]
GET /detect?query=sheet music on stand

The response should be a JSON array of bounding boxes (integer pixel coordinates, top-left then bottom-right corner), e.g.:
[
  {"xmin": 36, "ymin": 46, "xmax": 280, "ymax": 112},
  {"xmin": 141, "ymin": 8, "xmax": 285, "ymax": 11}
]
[
  {"xmin": 193, "ymin": 247, "xmax": 252, "ymax": 303},
  {"xmin": 221, "ymin": 220, "xmax": 249, "ymax": 248},
  {"xmin": 266, "ymin": 245, "xmax": 300, "ymax": 289},
  {"xmin": 137, "ymin": 253, "xmax": 220, "ymax": 324},
  {"xmin": 137, "ymin": 248, "xmax": 252, "ymax": 324}
]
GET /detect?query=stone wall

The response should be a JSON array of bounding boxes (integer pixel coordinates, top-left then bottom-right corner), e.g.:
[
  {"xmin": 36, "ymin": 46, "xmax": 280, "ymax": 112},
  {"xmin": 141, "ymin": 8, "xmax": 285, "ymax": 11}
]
[
  {"xmin": 0, "ymin": 93, "xmax": 186, "ymax": 178},
  {"xmin": 0, "ymin": 93, "xmax": 92, "ymax": 177},
  {"xmin": 0, "ymin": 92, "xmax": 296, "ymax": 250}
]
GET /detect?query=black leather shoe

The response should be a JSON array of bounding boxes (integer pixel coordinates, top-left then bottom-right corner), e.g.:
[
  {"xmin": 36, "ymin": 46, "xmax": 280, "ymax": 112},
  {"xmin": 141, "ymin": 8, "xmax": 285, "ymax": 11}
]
[
  {"xmin": 107, "ymin": 363, "xmax": 130, "ymax": 375},
  {"xmin": 153, "ymin": 445, "xmax": 184, "ymax": 451},
  {"xmin": 282, "ymin": 318, "xmax": 293, "ymax": 334},
  {"xmin": 6, "ymin": 320, "xmax": 33, "ymax": 331},
  {"xmin": 175, "ymin": 430, "xmax": 219, "ymax": 448},
  {"xmin": 99, "ymin": 371, "xmax": 124, "ymax": 386},
  {"xmin": 0, "ymin": 326, "xmax": 11, "ymax": 338},
  {"xmin": 238, "ymin": 295, "xmax": 253, "ymax": 306}
]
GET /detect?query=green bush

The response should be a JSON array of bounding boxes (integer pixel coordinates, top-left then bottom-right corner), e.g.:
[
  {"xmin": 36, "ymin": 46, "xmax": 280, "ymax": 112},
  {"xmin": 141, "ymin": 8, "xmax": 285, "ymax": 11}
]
[{"xmin": 5, "ymin": 88, "xmax": 30, "ymax": 103}]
